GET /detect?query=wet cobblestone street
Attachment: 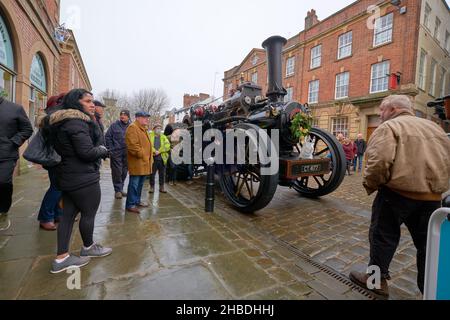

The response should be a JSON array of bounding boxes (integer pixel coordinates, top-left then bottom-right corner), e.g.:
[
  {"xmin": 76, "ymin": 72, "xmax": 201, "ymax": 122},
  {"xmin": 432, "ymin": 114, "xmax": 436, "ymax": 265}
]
[{"xmin": 0, "ymin": 166, "xmax": 421, "ymax": 300}]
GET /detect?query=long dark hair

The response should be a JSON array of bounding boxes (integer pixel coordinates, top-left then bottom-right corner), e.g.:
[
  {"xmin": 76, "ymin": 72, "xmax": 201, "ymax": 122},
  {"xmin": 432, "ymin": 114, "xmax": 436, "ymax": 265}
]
[
  {"xmin": 61, "ymin": 89, "xmax": 93, "ymax": 114},
  {"xmin": 60, "ymin": 89, "xmax": 103, "ymax": 143}
]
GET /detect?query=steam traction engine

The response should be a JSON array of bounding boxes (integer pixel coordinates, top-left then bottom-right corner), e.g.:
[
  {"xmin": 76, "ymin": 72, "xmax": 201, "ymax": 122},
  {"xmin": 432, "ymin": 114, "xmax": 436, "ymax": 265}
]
[{"xmin": 170, "ymin": 36, "xmax": 347, "ymax": 213}]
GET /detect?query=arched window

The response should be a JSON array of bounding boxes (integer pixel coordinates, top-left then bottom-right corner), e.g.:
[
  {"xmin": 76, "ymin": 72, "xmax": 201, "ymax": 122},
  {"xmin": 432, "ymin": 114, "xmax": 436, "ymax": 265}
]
[
  {"xmin": 0, "ymin": 13, "xmax": 15, "ymax": 101},
  {"xmin": 29, "ymin": 53, "xmax": 47, "ymax": 128}
]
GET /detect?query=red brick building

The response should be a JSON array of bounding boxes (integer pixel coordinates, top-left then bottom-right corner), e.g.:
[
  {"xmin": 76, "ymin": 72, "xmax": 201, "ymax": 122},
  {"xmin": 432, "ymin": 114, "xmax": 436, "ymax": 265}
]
[
  {"xmin": 0, "ymin": 0, "xmax": 91, "ymax": 173},
  {"xmin": 58, "ymin": 30, "xmax": 91, "ymax": 94},
  {"xmin": 224, "ymin": 0, "xmax": 450, "ymax": 139},
  {"xmin": 183, "ymin": 93, "xmax": 210, "ymax": 109}
]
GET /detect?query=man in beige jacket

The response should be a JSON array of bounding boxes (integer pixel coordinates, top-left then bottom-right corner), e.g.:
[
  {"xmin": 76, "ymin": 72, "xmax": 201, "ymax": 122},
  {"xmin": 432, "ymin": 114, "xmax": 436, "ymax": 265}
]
[{"xmin": 350, "ymin": 95, "xmax": 450, "ymax": 297}]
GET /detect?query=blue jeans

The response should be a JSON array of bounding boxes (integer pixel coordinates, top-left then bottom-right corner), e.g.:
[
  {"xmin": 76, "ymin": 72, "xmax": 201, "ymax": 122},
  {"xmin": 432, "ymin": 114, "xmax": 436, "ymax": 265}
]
[
  {"xmin": 126, "ymin": 176, "xmax": 147, "ymax": 209},
  {"xmin": 38, "ymin": 168, "xmax": 63, "ymax": 223},
  {"xmin": 353, "ymin": 155, "xmax": 364, "ymax": 172}
]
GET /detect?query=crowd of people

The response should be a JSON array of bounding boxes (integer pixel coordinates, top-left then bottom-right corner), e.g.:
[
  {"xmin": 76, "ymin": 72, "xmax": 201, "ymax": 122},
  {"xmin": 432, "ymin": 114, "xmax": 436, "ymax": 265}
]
[
  {"xmin": 0, "ymin": 88, "xmax": 186, "ymax": 273},
  {"xmin": 335, "ymin": 132, "xmax": 367, "ymax": 176},
  {"xmin": 0, "ymin": 91, "xmax": 449, "ymax": 298}
]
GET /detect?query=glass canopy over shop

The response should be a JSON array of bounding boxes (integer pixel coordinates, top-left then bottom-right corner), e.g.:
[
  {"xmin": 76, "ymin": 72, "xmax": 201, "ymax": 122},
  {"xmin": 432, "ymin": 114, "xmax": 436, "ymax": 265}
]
[{"xmin": 0, "ymin": 13, "xmax": 15, "ymax": 101}]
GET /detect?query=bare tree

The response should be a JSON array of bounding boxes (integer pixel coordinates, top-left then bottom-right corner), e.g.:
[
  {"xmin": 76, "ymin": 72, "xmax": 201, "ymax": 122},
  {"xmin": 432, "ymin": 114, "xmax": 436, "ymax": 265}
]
[
  {"xmin": 96, "ymin": 88, "xmax": 170, "ymax": 129},
  {"xmin": 97, "ymin": 89, "xmax": 132, "ymax": 129},
  {"xmin": 131, "ymin": 88, "xmax": 170, "ymax": 118}
]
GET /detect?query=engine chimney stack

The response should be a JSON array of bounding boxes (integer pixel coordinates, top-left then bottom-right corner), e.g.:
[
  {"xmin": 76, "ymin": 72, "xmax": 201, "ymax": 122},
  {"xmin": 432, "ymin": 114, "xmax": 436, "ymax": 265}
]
[{"xmin": 262, "ymin": 36, "xmax": 287, "ymax": 103}]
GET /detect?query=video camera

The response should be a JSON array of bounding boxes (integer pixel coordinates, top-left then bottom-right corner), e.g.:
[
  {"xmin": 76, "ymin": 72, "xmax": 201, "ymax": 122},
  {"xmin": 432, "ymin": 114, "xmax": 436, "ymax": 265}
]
[{"xmin": 427, "ymin": 95, "xmax": 450, "ymax": 121}]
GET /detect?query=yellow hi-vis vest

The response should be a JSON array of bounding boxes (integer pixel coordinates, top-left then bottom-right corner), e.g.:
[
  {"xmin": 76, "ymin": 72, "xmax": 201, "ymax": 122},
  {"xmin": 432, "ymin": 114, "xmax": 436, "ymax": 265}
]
[{"xmin": 149, "ymin": 132, "xmax": 171, "ymax": 165}]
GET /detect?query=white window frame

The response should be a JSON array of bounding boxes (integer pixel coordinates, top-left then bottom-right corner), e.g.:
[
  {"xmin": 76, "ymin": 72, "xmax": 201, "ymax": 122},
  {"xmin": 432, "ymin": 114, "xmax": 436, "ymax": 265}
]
[
  {"xmin": 445, "ymin": 31, "xmax": 450, "ymax": 52},
  {"xmin": 370, "ymin": 61, "xmax": 390, "ymax": 94},
  {"xmin": 227, "ymin": 82, "xmax": 233, "ymax": 94},
  {"xmin": 338, "ymin": 31, "xmax": 352, "ymax": 60},
  {"xmin": 308, "ymin": 80, "xmax": 320, "ymax": 104},
  {"xmin": 310, "ymin": 45, "xmax": 322, "ymax": 69},
  {"xmin": 335, "ymin": 72, "xmax": 350, "ymax": 99},
  {"xmin": 424, "ymin": 3, "xmax": 431, "ymax": 30},
  {"xmin": 331, "ymin": 117, "xmax": 349, "ymax": 137},
  {"xmin": 434, "ymin": 17, "xmax": 441, "ymax": 41},
  {"xmin": 284, "ymin": 87, "xmax": 294, "ymax": 103},
  {"xmin": 286, "ymin": 56, "xmax": 295, "ymax": 77},
  {"xmin": 429, "ymin": 58, "xmax": 437, "ymax": 97},
  {"xmin": 313, "ymin": 118, "xmax": 320, "ymax": 129},
  {"xmin": 440, "ymin": 67, "xmax": 447, "ymax": 97},
  {"xmin": 251, "ymin": 72, "xmax": 258, "ymax": 85},
  {"xmin": 0, "ymin": 65, "xmax": 16, "ymax": 102},
  {"xmin": 418, "ymin": 49, "xmax": 427, "ymax": 90},
  {"xmin": 71, "ymin": 63, "xmax": 75, "ymax": 89},
  {"xmin": 373, "ymin": 13, "xmax": 394, "ymax": 47}
]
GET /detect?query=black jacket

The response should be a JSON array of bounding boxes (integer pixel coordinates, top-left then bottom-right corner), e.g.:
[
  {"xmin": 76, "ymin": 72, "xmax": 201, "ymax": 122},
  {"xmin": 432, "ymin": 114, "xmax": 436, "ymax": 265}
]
[
  {"xmin": 354, "ymin": 139, "xmax": 367, "ymax": 156},
  {"xmin": 105, "ymin": 120, "xmax": 130, "ymax": 155},
  {"xmin": 49, "ymin": 109, "xmax": 108, "ymax": 192},
  {"xmin": 0, "ymin": 97, "xmax": 33, "ymax": 161}
]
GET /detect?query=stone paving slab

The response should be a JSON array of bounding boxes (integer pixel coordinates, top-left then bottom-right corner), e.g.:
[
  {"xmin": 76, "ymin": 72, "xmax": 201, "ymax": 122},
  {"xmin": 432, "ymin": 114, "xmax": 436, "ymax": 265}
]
[{"xmin": 102, "ymin": 264, "xmax": 232, "ymax": 300}]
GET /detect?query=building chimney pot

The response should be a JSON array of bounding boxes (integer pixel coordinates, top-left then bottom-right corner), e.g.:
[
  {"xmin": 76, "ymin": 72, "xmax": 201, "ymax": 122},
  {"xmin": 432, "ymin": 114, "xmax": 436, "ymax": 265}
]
[{"xmin": 305, "ymin": 9, "xmax": 319, "ymax": 30}]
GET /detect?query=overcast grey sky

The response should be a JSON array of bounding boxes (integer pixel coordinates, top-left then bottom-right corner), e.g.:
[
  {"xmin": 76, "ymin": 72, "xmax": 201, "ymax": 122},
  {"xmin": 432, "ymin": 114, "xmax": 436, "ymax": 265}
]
[{"xmin": 59, "ymin": 0, "xmax": 442, "ymax": 109}]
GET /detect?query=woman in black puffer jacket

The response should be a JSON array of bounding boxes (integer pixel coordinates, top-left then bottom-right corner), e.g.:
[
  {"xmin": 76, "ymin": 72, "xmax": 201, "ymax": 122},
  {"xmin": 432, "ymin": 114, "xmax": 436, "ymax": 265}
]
[{"xmin": 48, "ymin": 89, "xmax": 112, "ymax": 274}]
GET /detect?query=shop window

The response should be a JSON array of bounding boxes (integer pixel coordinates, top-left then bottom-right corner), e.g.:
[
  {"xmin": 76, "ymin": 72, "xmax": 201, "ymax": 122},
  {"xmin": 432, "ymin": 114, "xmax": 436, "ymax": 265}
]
[
  {"xmin": 313, "ymin": 118, "xmax": 320, "ymax": 128},
  {"xmin": 29, "ymin": 54, "xmax": 47, "ymax": 128},
  {"xmin": 0, "ymin": 67, "xmax": 14, "ymax": 100},
  {"xmin": 331, "ymin": 117, "xmax": 349, "ymax": 137},
  {"xmin": 0, "ymin": 14, "xmax": 16, "ymax": 101},
  {"xmin": 0, "ymin": 15, "xmax": 15, "ymax": 70}
]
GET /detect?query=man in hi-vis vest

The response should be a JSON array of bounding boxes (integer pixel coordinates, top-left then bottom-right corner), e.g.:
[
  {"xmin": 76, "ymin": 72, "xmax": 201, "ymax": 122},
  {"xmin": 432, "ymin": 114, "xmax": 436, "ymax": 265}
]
[{"xmin": 149, "ymin": 124, "xmax": 171, "ymax": 194}]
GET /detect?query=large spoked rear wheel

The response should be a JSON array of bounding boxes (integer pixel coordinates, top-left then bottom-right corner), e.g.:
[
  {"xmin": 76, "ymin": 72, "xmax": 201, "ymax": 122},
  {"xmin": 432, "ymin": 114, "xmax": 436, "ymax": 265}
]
[
  {"xmin": 292, "ymin": 128, "xmax": 346, "ymax": 198},
  {"xmin": 219, "ymin": 123, "xmax": 279, "ymax": 213}
]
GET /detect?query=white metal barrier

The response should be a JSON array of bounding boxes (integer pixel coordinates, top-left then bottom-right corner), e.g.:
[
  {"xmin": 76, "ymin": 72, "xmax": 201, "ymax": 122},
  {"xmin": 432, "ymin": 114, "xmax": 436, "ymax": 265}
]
[{"xmin": 424, "ymin": 208, "xmax": 450, "ymax": 300}]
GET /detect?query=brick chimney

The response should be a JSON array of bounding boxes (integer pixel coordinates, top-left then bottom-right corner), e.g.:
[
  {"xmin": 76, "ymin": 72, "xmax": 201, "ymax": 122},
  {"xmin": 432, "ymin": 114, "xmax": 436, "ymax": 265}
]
[
  {"xmin": 199, "ymin": 93, "xmax": 209, "ymax": 100},
  {"xmin": 183, "ymin": 93, "xmax": 211, "ymax": 109},
  {"xmin": 305, "ymin": 9, "xmax": 319, "ymax": 30}
]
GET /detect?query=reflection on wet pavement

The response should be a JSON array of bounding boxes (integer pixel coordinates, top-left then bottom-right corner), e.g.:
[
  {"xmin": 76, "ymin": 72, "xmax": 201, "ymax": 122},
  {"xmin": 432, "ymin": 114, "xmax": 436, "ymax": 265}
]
[{"xmin": 0, "ymin": 167, "xmax": 418, "ymax": 300}]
